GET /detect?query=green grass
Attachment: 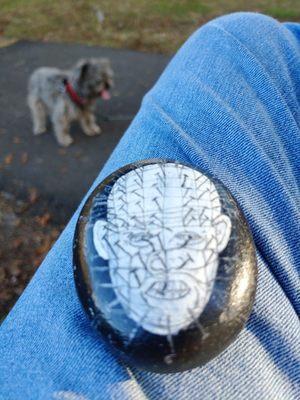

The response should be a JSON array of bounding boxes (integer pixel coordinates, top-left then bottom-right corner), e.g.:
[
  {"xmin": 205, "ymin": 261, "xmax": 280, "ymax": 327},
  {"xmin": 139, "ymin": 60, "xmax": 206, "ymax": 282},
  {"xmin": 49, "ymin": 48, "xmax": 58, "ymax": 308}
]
[{"xmin": 0, "ymin": 0, "xmax": 299, "ymax": 53}]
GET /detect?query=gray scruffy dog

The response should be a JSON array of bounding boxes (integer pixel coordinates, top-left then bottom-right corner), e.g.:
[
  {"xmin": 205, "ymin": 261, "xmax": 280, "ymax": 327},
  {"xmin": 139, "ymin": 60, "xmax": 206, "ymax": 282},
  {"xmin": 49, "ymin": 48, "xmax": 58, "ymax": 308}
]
[{"xmin": 28, "ymin": 58, "xmax": 114, "ymax": 147}]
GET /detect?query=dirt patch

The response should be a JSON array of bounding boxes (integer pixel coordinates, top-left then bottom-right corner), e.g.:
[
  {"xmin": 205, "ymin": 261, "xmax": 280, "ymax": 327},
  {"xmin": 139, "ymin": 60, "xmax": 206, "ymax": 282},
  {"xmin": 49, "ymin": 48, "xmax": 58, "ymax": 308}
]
[{"xmin": 0, "ymin": 190, "xmax": 64, "ymax": 321}]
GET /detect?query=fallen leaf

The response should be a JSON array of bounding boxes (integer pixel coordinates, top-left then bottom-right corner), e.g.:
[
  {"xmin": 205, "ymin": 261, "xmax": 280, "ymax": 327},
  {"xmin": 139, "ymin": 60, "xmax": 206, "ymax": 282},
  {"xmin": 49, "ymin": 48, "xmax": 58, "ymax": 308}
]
[
  {"xmin": 35, "ymin": 236, "xmax": 52, "ymax": 255},
  {"xmin": 21, "ymin": 152, "xmax": 28, "ymax": 164},
  {"xmin": 28, "ymin": 187, "xmax": 39, "ymax": 204},
  {"xmin": 12, "ymin": 238, "xmax": 23, "ymax": 249},
  {"xmin": 13, "ymin": 136, "xmax": 21, "ymax": 144},
  {"xmin": 36, "ymin": 212, "xmax": 51, "ymax": 227},
  {"xmin": 4, "ymin": 154, "xmax": 13, "ymax": 165},
  {"xmin": 10, "ymin": 260, "xmax": 22, "ymax": 277},
  {"xmin": 50, "ymin": 229, "xmax": 60, "ymax": 239}
]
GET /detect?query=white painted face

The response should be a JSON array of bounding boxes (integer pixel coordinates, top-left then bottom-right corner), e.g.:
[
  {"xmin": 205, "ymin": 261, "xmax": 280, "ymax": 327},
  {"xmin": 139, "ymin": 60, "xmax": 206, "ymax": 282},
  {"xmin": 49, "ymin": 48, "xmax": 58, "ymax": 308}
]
[{"xmin": 93, "ymin": 163, "xmax": 231, "ymax": 336}]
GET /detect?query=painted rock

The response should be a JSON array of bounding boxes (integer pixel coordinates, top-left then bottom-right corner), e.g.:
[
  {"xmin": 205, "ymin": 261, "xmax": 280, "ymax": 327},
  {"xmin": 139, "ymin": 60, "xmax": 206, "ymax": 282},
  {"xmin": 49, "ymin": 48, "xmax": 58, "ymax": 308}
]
[{"xmin": 73, "ymin": 159, "xmax": 257, "ymax": 373}]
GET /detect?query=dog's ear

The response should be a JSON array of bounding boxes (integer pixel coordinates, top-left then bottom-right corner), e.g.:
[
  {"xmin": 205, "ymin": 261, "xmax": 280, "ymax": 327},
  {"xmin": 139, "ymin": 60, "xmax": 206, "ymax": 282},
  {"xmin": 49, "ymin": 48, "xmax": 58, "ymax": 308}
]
[
  {"xmin": 79, "ymin": 62, "xmax": 89, "ymax": 81},
  {"xmin": 74, "ymin": 59, "xmax": 90, "ymax": 82}
]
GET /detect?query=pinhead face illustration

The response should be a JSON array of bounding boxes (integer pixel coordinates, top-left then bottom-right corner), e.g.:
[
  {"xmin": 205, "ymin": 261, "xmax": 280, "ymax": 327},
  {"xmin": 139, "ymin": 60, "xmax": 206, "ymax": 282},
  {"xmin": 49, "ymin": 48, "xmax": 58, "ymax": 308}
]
[{"xmin": 73, "ymin": 160, "xmax": 257, "ymax": 373}]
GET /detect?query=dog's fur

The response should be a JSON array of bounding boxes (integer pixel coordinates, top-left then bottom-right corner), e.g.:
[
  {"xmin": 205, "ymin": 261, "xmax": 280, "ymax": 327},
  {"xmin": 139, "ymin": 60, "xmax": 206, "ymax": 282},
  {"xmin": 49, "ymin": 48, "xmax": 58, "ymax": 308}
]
[{"xmin": 28, "ymin": 58, "xmax": 114, "ymax": 146}]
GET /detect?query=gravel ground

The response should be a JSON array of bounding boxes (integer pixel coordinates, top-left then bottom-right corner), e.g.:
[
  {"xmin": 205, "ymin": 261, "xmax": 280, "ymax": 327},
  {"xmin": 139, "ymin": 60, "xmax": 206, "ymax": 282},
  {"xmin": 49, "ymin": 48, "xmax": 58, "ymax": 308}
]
[{"xmin": 0, "ymin": 190, "xmax": 64, "ymax": 321}]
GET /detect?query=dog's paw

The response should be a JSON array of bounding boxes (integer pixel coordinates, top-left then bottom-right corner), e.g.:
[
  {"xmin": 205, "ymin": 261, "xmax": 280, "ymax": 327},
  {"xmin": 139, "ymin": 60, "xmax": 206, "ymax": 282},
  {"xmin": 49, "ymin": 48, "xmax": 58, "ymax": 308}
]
[
  {"xmin": 84, "ymin": 124, "xmax": 102, "ymax": 136},
  {"xmin": 33, "ymin": 127, "xmax": 46, "ymax": 136},
  {"xmin": 58, "ymin": 135, "xmax": 74, "ymax": 147}
]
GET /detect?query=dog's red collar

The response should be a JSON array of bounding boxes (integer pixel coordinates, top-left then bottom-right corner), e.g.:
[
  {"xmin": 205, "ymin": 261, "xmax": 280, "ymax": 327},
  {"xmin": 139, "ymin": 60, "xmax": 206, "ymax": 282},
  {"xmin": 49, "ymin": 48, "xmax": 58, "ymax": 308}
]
[{"xmin": 63, "ymin": 78, "xmax": 87, "ymax": 108}]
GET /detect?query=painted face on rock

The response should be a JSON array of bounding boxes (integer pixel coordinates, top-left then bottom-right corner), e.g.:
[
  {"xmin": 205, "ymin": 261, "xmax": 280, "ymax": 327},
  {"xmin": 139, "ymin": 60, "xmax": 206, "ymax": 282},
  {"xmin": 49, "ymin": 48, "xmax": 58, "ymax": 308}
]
[{"xmin": 93, "ymin": 163, "xmax": 232, "ymax": 336}]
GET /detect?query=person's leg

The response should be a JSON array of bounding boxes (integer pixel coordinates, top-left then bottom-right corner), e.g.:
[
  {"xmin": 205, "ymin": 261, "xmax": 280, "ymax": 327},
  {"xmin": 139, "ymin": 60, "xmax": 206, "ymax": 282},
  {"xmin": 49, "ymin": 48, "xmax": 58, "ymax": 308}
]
[{"xmin": 1, "ymin": 12, "xmax": 299, "ymax": 400}]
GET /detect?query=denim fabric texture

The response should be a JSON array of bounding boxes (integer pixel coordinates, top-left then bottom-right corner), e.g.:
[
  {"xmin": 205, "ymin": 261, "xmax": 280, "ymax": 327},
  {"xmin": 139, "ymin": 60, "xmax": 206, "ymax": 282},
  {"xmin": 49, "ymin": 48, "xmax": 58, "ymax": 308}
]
[{"xmin": 0, "ymin": 12, "xmax": 299, "ymax": 400}]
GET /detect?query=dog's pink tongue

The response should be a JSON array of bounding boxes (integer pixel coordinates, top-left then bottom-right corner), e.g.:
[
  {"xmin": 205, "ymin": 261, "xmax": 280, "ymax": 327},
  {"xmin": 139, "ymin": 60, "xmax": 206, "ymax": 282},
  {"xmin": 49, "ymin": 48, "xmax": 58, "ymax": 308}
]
[{"xmin": 101, "ymin": 89, "xmax": 111, "ymax": 100}]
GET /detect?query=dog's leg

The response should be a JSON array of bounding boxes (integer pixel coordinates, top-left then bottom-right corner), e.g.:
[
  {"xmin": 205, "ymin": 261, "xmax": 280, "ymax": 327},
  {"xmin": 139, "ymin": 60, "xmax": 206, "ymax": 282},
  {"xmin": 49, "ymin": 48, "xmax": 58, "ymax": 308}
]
[
  {"xmin": 51, "ymin": 103, "xmax": 74, "ymax": 147},
  {"xmin": 28, "ymin": 94, "xmax": 47, "ymax": 135},
  {"xmin": 79, "ymin": 112, "xmax": 101, "ymax": 136}
]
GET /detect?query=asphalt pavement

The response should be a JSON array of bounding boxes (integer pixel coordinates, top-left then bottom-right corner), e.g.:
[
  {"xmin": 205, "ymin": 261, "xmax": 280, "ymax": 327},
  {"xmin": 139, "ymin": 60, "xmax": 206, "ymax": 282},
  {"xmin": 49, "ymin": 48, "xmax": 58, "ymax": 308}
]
[{"xmin": 0, "ymin": 41, "xmax": 169, "ymax": 221}]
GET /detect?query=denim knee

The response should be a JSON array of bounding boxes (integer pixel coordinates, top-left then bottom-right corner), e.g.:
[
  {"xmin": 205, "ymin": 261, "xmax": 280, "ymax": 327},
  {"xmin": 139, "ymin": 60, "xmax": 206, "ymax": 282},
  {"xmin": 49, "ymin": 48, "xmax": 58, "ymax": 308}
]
[
  {"xmin": 179, "ymin": 11, "xmax": 290, "ymax": 65},
  {"xmin": 210, "ymin": 11, "xmax": 280, "ymax": 30},
  {"xmin": 205, "ymin": 11, "xmax": 283, "ymax": 47},
  {"xmin": 151, "ymin": 10, "xmax": 299, "ymax": 113}
]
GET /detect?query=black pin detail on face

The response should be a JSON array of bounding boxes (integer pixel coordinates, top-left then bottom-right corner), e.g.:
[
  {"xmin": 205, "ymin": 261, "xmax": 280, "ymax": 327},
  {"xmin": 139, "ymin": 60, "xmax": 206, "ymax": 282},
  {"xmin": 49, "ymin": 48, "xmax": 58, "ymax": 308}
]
[
  {"xmin": 73, "ymin": 160, "xmax": 257, "ymax": 373},
  {"xmin": 93, "ymin": 164, "xmax": 232, "ymax": 336}
]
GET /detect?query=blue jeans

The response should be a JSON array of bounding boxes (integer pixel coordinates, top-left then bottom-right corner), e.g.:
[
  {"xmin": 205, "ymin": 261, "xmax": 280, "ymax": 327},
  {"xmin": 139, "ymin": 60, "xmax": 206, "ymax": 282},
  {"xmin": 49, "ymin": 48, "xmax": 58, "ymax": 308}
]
[{"xmin": 0, "ymin": 12, "xmax": 299, "ymax": 400}]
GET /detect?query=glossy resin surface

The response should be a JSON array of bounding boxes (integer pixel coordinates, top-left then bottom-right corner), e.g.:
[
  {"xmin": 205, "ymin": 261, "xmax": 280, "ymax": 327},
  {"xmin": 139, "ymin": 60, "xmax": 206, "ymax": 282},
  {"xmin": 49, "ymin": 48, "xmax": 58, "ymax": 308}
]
[{"xmin": 73, "ymin": 159, "xmax": 257, "ymax": 373}]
